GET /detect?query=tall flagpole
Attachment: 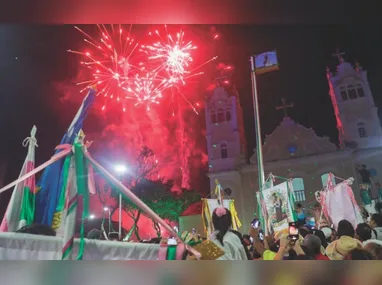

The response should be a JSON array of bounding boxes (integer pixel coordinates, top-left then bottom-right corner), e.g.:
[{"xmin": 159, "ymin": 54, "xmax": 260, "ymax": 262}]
[
  {"xmin": 250, "ymin": 57, "xmax": 265, "ymax": 189},
  {"xmin": 250, "ymin": 56, "xmax": 268, "ymax": 235}
]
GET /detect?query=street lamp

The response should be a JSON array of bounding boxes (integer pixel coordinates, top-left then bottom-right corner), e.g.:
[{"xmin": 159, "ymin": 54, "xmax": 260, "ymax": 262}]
[
  {"xmin": 104, "ymin": 207, "xmax": 111, "ymax": 234},
  {"xmin": 115, "ymin": 164, "xmax": 127, "ymax": 240},
  {"xmin": 89, "ymin": 214, "xmax": 95, "ymax": 220}
]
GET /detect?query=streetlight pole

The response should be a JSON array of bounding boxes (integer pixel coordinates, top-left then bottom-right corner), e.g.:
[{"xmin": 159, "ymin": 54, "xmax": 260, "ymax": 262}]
[
  {"xmin": 115, "ymin": 164, "xmax": 127, "ymax": 241},
  {"xmin": 250, "ymin": 56, "xmax": 265, "ymax": 188},
  {"xmin": 104, "ymin": 207, "xmax": 111, "ymax": 234},
  {"xmin": 118, "ymin": 175, "xmax": 122, "ymax": 240}
]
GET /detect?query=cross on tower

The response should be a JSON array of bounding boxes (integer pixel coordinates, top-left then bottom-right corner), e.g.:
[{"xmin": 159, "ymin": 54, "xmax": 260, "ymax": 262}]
[
  {"xmin": 332, "ymin": 48, "xmax": 345, "ymax": 63},
  {"xmin": 276, "ymin": 98, "xmax": 294, "ymax": 118}
]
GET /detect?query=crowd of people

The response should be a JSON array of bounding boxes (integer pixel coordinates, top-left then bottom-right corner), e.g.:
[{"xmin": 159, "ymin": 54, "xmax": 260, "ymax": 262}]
[
  {"xmin": 13, "ymin": 198, "xmax": 382, "ymax": 260},
  {"xmin": 191, "ymin": 202, "xmax": 382, "ymax": 260}
]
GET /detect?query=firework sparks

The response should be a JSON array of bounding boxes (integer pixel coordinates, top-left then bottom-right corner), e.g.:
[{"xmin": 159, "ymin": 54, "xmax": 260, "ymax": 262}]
[
  {"xmin": 143, "ymin": 26, "xmax": 218, "ymax": 114},
  {"xmin": 126, "ymin": 72, "xmax": 171, "ymax": 111},
  {"xmin": 143, "ymin": 28, "xmax": 196, "ymax": 86},
  {"xmin": 68, "ymin": 25, "xmax": 145, "ymax": 111},
  {"xmin": 70, "ymin": 25, "xmax": 218, "ymax": 113}
]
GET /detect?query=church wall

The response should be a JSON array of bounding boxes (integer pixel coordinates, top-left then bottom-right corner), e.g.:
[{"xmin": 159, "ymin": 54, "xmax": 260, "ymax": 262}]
[{"xmin": 239, "ymin": 172, "xmax": 257, "ymax": 229}]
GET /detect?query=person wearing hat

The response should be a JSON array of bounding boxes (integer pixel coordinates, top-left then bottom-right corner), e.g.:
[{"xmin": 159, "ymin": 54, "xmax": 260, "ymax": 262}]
[
  {"xmin": 325, "ymin": 236, "xmax": 363, "ymax": 260},
  {"xmin": 301, "ymin": 234, "xmax": 329, "ymax": 260}
]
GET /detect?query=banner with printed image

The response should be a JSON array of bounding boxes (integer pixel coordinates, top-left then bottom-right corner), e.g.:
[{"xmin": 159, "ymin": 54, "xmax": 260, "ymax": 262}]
[{"xmin": 262, "ymin": 181, "xmax": 294, "ymax": 233}]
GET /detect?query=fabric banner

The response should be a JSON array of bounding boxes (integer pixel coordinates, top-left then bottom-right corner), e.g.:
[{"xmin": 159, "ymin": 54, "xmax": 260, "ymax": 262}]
[
  {"xmin": 0, "ymin": 126, "xmax": 37, "ymax": 232},
  {"xmin": 323, "ymin": 182, "xmax": 364, "ymax": 229},
  {"xmin": 0, "ymin": 232, "xmax": 160, "ymax": 260},
  {"xmin": 262, "ymin": 181, "xmax": 295, "ymax": 233},
  {"xmin": 203, "ymin": 199, "xmax": 240, "ymax": 236},
  {"xmin": 34, "ymin": 88, "xmax": 95, "ymax": 227}
]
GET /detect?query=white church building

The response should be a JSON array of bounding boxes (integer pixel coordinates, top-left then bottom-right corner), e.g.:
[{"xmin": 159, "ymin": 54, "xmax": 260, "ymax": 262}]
[{"xmin": 205, "ymin": 55, "xmax": 382, "ymax": 228}]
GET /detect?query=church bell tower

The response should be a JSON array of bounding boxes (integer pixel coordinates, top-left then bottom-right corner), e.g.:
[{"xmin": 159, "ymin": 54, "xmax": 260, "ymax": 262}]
[
  {"xmin": 326, "ymin": 50, "xmax": 382, "ymax": 149},
  {"xmin": 205, "ymin": 83, "xmax": 247, "ymax": 174}
]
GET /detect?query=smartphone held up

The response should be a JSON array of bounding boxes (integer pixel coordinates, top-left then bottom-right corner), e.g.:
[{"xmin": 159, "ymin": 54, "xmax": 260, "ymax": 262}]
[
  {"xmin": 288, "ymin": 222, "xmax": 299, "ymax": 240},
  {"xmin": 251, "ymin": 218, "xmax": 260, "ymax": 229},
  {"xmin": 251, "ymin": 218, "xmax": 264, "ymax": 241}
]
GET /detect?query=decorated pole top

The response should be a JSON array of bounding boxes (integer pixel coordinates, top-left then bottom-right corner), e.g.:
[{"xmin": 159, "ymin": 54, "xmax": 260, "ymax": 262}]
[{"xmin": 214, "ymin": 179, "xmax": 223, "ymax": 204}]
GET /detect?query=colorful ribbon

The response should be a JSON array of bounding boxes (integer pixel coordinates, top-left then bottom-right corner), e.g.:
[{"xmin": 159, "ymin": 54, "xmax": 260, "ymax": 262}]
[{"xmin": 0, "ymin": 145, "xmax": 72, "ymax": 195}]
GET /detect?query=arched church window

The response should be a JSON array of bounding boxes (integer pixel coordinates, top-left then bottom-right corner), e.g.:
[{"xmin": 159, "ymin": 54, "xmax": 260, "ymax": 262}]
[
  {"xmin": 292, "ymin": 178, "xmax": 306, "ymax": 202},
  {"xmin": 221, "ymin": 143, "xmax": 228, "ymax": 159},
  {"xmin": 356, "ymin": 84, "xmax": 365, "ymax": 97},
  {"xmin": 340, "ymin": 86, "xmax": 348, "ymax": 101},
  {"xmin": 217, "ymin": 109, "xmax": 225, "ymax": 122},
  {"xmin": 211, "ymin": 110, "xmax": 217, "ymax": 124},
  {"xmin": 226, "ymin": 108, "xmax": 231, "ymax": 121},
  {"xmin": 347, "ymin": 85, "xmax": 357, "ymax": 99},
  {"xmin": 321, "ymin": 173, "xmax": 336, "ymax": 188},
  {"xmin": 357, "ymin": 122, "xmax": 367, "ymax": 138}
]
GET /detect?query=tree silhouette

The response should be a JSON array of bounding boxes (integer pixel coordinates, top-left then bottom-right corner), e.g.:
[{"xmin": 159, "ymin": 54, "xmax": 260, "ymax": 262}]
[
  {"xmin": 95, "ymin": 146, "xmax": 201, "ymax": 240},
  {"xmin": 131, "ymin": 179, "xmax": 201, "ymax": 238}
]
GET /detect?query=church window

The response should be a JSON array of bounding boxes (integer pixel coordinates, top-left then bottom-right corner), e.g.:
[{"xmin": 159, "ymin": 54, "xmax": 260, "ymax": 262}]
[
  {"xmin": 221, "ymin": 143, "xmax": 228, "ymax": 159},
  {"xmin": 321, "ymin": 173, "xmax": 336, "ymax": 188},
  {"xmin": 292, "ymin": 178, "xmax": 306, "ymax": 202},
  {"xmin": 226, "ymin": 108, "xmax": 231, "ymax": 121},
  {"xmin": 211, "ymin": 111, "xmax": 217, "ymax": 124},
  {"xmin": 217, "ymin": 109, "xmax": 225, "ymax": 122},
  {"xmin": 347, "ymin": 85, "xmax": 357, "ymax": 99},
  {"xmin": 358, "ymin": 122, "xmax": 367, "ymax": 138},
  {"xmin": 356, "ymin": 84, "xmax": 365, "ymax": 97},
  {"xmin": 340, "ymin": 86, "xmax": 348, "ymax": 101}
]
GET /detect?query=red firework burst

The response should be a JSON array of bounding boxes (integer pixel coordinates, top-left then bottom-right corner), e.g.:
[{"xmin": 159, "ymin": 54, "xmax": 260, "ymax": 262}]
[
  {"xmin": 144, "ymin": 28, "xmax": 196, "ymax": 86},
  {"xmin": 143, "ymin": 25, "xmax": 218, "ymax": 114},
  {"xmin": 68, "ymin": 25, "xmax": 148, "ymax": 111},
  {"xmin": 69, "ymin": 25, "xmax": 218, "ymax": 113},
  {"xmin": 128, "ymin": 72, "xmax": 171, "ymax": 111}
]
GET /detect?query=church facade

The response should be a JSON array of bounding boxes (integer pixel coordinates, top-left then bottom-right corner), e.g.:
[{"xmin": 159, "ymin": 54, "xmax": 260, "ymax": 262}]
[{"xmin": 205, "ymin": 56, "xmax": 382, "ymax": 228}]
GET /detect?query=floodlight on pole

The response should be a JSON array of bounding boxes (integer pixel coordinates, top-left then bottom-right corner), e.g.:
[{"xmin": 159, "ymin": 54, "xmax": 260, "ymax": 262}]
[
  {"xmin": 114, "ymin": 164, "xmax": 127, "ymax": 241},
  {"xmin": 115, "ymin": 164, "xmax": 127, "ymax": 174}
]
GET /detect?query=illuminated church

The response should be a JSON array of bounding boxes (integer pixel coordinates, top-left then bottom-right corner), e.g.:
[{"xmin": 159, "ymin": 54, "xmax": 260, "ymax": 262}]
[{"xmin": 204, "ymin": 54, "xmax": 382, "ymax": 227}]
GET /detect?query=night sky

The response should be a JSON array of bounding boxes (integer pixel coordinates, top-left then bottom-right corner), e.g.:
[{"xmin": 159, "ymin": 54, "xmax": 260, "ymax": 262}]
[{"xmin": 1, "ymin": 25, "xmax": 382, "ymax": 213}]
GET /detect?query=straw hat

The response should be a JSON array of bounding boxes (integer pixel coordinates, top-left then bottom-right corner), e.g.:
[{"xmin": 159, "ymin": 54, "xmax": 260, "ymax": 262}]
[{"xmin": 325, "ymin": 236, "xmax": 362, "ymax": 260}]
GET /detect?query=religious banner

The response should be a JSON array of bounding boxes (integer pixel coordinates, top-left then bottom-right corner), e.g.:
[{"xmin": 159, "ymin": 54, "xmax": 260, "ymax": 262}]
[
  {"xmin": 251, "ymin": 50, "xmax": 279, "ymax": 74},
  {"xmin": 262, "ymin": 181, "xmax": 294, "ymax": 233},
  {"xmin": 201, "ymin": 199, "xmax": 241, "ymax": 236},
  {"xmin": 321, "ymin": 181, "xmax": 364, "ymax": 229}
]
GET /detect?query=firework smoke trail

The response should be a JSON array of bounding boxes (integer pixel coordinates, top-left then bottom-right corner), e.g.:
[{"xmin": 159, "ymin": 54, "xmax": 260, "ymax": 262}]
[
  {"xmin": 67, "ymin": 25, "xmax": 220, "ymax": 195},
  {"xmin": 177, "ymin": 103, "xmax": 191, "ymax": 189}
]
